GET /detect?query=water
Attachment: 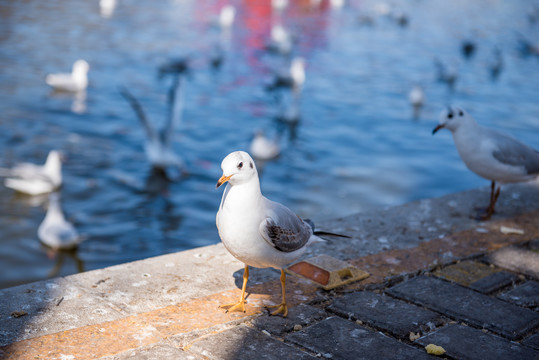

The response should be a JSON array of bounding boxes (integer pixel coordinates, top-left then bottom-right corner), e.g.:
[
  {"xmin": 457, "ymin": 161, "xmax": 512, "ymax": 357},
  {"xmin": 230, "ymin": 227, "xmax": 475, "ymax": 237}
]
[{"xmin": 0, "ymin": 0, "xmax": 538, "ymax": 289}]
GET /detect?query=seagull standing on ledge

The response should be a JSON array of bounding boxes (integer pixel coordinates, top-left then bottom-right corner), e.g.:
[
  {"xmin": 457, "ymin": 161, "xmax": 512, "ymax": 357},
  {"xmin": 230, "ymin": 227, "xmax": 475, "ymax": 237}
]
[
  {"xmin": 46, "ymin": 60, "xmax": 89, "ymax": 92},
  {"xmin": 216, "ymin": 151, "xmax": 323, "ymax": 317},
  {"xmin": 433, "ymin": 106, "xmax": 539, "ymax": 220},
  {"xmin": 3, "ymin": 150, "xmax": 63, "ymax": 195}
]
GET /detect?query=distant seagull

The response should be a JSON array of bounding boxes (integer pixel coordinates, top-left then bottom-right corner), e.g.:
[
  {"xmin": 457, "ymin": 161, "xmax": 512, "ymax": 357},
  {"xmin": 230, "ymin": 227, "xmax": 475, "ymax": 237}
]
[
  {"xmin": 219, "ymin": 5, "xmax": 236, "ymax": 29},
  {"xmin": 434, "ymin": 58, "xmax": 458, "ymax": 90},
  {"xmin": 461, "ymin": 40, "xmax": 477, "ymax": 59},
  {"xmin": 120, "ymin": 81, "xmax": 184, "ymax": 175},
  {"xmin": 38, "ymin": 193, "xmax": 81, "ymax": 251},
  {"xmin": 266, "ymin": 57, "xmax": 306, "ymax": 94},
  {"xmin": 392, "ymin": 11, "xmax": 408, "ymax": 27},
  {"xmin": 266, "ymin": 24, "xmax": 294, "ymax": 56},
  {"xmin": 158, "ymin": 57, "xmax": 190, "ymax": 79},
  {"xmin": 408, "ymin": 84, "xmax": 424, "ymax": 118},
  {"xmin": 488, "ymin": 47, "xmax": 503, "ymax": 80},
  {"xmin": 249, "ymin": 130, "xmax": 281, "ymax": 161},
  {"xmin": 272, "ymin": 0, "xmax": 288, "ymax": 12},
  {"xmin": 46, "ymin": 60, "xmax": 89, "ymax": 92},
  {"xmin": 99, "ymin": 0, "xmax": 116, "ymax": 18},
  {"xmin": 330, "ymin": 0, "xmax": 345, "ymax": 9},
  {"xmin": 433, "ymin": 106, "xmax": 539, "ymax": 220},
  {"xmin": 2, "ymin": 150, "xmax": 63, "ymax": 196}
]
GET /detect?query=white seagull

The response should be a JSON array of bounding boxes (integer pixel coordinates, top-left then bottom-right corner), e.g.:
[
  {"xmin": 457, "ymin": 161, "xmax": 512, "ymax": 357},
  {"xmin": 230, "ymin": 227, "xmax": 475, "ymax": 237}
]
[
  {"xmin": 216, "ymin": 151, "xmax": 323, "ymax": 317},
  {"xmin": 249, "ymin": 130, "xmax": 281, "ymax": 161},
  {"xmin": 3, "ymin": 150, "xmax": 63, "ymax": 195},
  {"xmin": 46, "ymin": 60, "xmax": 90, "ymax": 93},
  {"xmin": 408, "ymin": 84, "xmax": 424, "ymax": 118},
  {"xmin": 219, "ymin": 5, "xmax": 236, "ymax": 29},
  {"xmin": 433, "ymin": 106, "xmax": 539, "ymax": 220},
  {"xmin": 38, "ymin": 193, "xmax": 81, "ymax": 250}
]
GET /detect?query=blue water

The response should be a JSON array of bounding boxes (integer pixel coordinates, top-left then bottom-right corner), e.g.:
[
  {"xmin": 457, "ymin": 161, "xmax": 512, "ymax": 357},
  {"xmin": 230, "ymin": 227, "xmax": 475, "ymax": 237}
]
[{"xmin": 0, "ymin": 0, "xmax": 538, "ymax": 289}]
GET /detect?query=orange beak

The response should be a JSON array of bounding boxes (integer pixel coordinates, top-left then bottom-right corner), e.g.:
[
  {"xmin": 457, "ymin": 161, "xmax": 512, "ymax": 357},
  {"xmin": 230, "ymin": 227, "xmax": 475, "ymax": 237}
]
[{"xmin": 216, "ymin": 174, "xmax": 232, "ymax": 189}]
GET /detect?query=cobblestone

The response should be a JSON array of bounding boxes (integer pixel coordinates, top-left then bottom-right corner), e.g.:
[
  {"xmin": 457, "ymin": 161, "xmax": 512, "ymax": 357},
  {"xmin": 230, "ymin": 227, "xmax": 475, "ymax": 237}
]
[
  {"xmin": 286, "ymin": 316, "xmax": 432, "ymax": 360},
  {"xmin": 328, "ymin": 291, "xmax": 441, "ymax": 338},
  {"xmin": 387, "ymin": 276, "xmax": 539, "ymax": 340},
  {"xmin": 416, "ymin": 324, "xmax": 538, "ymax": 360},
  {"xmin": 498, "ymin": 280, "xmax": 539, "ymax": 308}
]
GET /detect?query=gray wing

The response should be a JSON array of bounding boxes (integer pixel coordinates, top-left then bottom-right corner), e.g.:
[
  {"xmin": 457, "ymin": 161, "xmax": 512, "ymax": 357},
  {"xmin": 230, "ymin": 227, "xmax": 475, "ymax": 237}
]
[
  {"xmin": 489, "ymin": 128, "xmax": 539, "ymax": 174},
  {"xmin": 259, "ymin": 201, "xmax": 312, "ymax": 253}
]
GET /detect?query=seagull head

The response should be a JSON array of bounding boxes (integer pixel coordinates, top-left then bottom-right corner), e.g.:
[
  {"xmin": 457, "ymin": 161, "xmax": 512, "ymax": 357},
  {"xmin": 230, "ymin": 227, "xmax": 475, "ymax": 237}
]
[
  {"xmin": 73, "ymin": 60, "xmax": 90, "ymax": 75},
  {"xmin": 216, "ymin": 151, "xmax": 258, "ymax": 188},
  {"xmin": 432, "ymin": 105, "xmax": 470, "ymax": 134}
]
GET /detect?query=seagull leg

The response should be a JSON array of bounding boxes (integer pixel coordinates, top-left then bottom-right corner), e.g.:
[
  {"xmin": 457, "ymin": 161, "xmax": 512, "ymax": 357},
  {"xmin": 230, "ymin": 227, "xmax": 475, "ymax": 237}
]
[
  {"xmin": 478, "ymin": 181, "xmax": 500, "ymax": 220},
  {"xmin": 267, "ymin": 269, "xmax": 288, "ymax": 317},
  {"xmin": 220, "ymin": 265, "xmax": 248, "ymax": 313}
]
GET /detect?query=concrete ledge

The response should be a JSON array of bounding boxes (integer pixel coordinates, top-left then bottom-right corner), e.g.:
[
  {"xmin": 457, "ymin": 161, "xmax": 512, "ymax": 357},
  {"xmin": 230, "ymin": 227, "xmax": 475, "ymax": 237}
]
[{"xmin": 1, "ymin": 183, "xmax": 538, "ymax": 359}]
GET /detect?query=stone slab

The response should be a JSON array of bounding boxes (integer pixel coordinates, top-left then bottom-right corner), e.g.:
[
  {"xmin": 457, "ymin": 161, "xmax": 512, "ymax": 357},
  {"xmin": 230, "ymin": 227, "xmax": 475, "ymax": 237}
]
[
  {"xmin": 387, "ymin": 276, "xmax": 539, "ymax": 340},
  {"xmin": 416, "ymin": 324, "xmax": 539, "ymax": 360},
  {"xmin": 469, "ymin": 271, "xmax": 518, "ymax": 294},
  {"xmin": 0, "ymin": 277, "xmax": 124, "ymax": 347},
  {"xmin": 432, "ymin": 260, "xmax": 501, "ymax": 287},
  {"xmin": 498, "ymin": 281, "xmax": 539, "ymax": 307},
  {"xmin": 65, "ymin": 244, "xmax": 246, "ymax": 315},
  {"xmin": 522, "ymin": 332, "xmax": 539, "ymax": 350},
  {"xmin": 328, "ymin": 291, "xmax": 441, "ymax": 338},
  {"xmin": 100, "ymin": 343, "xmax": 199, "ymax": 360},
  {"xmin": 286, "ymin": 316, "xmax": 431, "ymax": 360},
  {"xmin": 489, "ymin": 247, "xmax": 539, "ymax": 279},
  {"xmin": 251, "ymin": 304, "xmax": 327, "ymax": 337},
  {"xmin": 188, "ymin": 325, "xmax": 316, "ymax": 360}
]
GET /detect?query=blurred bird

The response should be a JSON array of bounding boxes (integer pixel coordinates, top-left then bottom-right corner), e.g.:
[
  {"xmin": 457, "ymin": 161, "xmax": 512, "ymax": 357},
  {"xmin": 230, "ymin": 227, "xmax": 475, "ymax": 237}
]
[
  {"xmin": 266, "ymin": 24, "xmax": 294, "ymax": 56},
  {"xmin": 38, "ymin": 193, "xmax": 81, "ymax": 251},
  {"xmin": 433, "ymin": 106, "xmax": 539, "ymax": 220},
  {"xmin": 120, "ymin": 80, "xmax": 184, "ymax": 175},
  {"xmin": 408, "ymin": 84, "xmax": 424, "ymax": 118},
  {"xmin": 249, "ymin": 130, "xmax": 281, "ymax": 161},
  {"xmin": 434, "ymin": 58, "xmax": 458, "ymax": 90},
  {"xmin": 266, "ymin": 57, "xmax": 306, "ymax": 94},
  {"xmin": 158, "ymin": 57, "xmax": 190, "ymax": 79},
  {"xmin": 488, "ymin": 47, "xmax": 503, "ymax": 80},
  {"xmin": 46, "ymin": 60, "xmax": 89, "ymax": 92},
  {"xmin": 461, "ymin": 40, "xmax": 477, "ymax": 59},
  {"xmin": 216, "ymin": 151, "xmax": 332, "ymax": 316},
  {"xmin": 99, "ymin": 0, "xmax": 116, "ymax": 18},
  {"xmin": 272, "ymin": 0, "xmax": 288, "ymax": 12},
  {"xmin": 219, "ymin": 5, "xmax": 236, "ymax": 29},
  {"xmin": 2, "ymin": 150, "xmax": 63, "ymax": 195}
]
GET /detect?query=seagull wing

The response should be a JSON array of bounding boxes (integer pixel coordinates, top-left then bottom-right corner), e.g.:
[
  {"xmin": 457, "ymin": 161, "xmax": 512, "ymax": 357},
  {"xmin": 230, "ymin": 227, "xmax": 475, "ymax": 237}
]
[
  {"xmin": 489, "ymin": 129, "xmax": 539, "ymax": 175},
  {"xmin": 259, "ymin": 201, "xmax": 312, "ymax": 253},
  {"xmin": 163, "ymin": 76, "xmax": 184, "ymax": 146},
  {"xmin": 119, "ymin": 87, "xmax": 156, "ymax": 141}
]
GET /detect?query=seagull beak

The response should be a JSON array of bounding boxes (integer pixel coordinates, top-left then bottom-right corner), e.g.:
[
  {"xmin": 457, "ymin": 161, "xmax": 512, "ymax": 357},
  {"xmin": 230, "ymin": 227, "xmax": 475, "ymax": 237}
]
[
  {"xmin": 216, "ymin": 174, "xmax": 232, "ymax": 189},
  {"xmin": 432, "ymin": 124, "xmax": 444, "ymax": 135}
]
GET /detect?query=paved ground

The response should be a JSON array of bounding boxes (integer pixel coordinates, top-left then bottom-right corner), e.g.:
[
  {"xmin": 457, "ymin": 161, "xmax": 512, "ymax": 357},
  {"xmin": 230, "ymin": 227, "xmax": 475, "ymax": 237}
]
[{"xmin": 1, "ymin": 183, "xmax": 538, "ymax": 359}]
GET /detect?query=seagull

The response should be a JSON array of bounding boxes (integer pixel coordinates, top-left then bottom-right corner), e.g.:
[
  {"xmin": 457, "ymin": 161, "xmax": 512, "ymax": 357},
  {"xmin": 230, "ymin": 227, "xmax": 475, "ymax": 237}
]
[
  {"xmin": 249, "ymin": 130, "xmax": 281, "ymax": 161},
  {"xmin": 271, "ymin": 0, "xmax": 288, "ymax": 12},
  {"xmin": 266, "ymin": 24, "xmax": 294, "ymax": 56},
  {"xmin": 266, "ymin": 57, "xmax": 305, "ymax": 94},
  {"xmin": 408, "ymin": 84, "xmax": 424, "ymax": 118},
  {"xmin": 216, "ymin": 151, "xmax": 324, "ymax": 317},
  {"xmin": 99, "ymin": 0, "xmax": 116, "ymax": 18},
  {"xmin": 434, "ymin": 58, "xmax": 458, "ymax": 90},
  {"xmin": 433, "ymin": 106, "xmax": 539, "ymax": 220},
  {"xmin": 219, "ymin": 5, "xmax": 236, "ymax": 29},
  {"xmin": 45, "ymin": 60, "xmax": 90, "ymax": 92},
  {"xmin": 2, "ymin": 150, "xmax": 63, "ymax": 195},
  {"xmin": 120, "ymin": 80, "xmax": 184, "ymax": 175},
  {"xmin": 38, "ymin": 193, "xmax": 81, "ymax": 251}
]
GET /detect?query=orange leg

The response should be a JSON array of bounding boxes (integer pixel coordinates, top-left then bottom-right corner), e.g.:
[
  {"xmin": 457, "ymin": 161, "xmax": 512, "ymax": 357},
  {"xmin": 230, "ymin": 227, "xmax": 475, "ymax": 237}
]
[
  {"xmin": 220, "ymin": 265, "xmax": 248, "ymax": 313},
  {"xmin": 267, "ymin": 269, "xmax": 288, "ymax": 317}
]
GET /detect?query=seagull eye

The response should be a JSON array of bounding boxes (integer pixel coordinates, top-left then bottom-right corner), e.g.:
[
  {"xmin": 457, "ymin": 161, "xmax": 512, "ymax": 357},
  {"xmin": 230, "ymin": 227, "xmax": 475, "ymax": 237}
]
[{"xmin": 237, "ymin": 162, "xmax": 243, "ymax": 169}]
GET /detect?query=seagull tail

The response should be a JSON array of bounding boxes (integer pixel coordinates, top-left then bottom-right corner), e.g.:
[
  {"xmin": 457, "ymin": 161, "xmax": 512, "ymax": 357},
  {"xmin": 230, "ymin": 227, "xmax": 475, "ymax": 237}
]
[{"xmin": 303, "ymin": 218, "xmax": 351, "ymax": 239}]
